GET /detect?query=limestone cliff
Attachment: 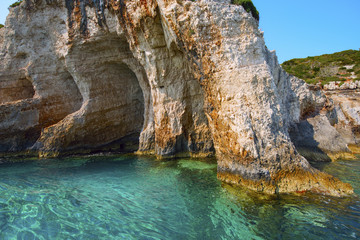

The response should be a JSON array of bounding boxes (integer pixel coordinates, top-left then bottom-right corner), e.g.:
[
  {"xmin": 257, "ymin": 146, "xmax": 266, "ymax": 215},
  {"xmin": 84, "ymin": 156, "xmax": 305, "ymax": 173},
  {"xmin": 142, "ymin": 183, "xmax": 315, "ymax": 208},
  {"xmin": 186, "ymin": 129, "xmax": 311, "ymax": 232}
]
[
  {"xmin": 0, "ymin": 0, "xmax": 353, "ymax": 196},
  {"xmin": 290, "ymin": 89, "xmax": 360, "ymax": 161}
]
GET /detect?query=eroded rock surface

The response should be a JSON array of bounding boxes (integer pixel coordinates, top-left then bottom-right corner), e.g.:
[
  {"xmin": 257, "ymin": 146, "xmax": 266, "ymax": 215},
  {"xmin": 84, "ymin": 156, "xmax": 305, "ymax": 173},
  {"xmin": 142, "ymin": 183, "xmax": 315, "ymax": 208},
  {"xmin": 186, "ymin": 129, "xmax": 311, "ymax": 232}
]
[
  {"xmin": 0, "ymin": 0, "xmax": 354, "ymax": 196},
  {"xmin": 289, "ymin": 88, "xmax": 360, "ymax": 162},
  {"xmin": 325, "ymin": 90, "xmax": 360, "ymax": 152}
]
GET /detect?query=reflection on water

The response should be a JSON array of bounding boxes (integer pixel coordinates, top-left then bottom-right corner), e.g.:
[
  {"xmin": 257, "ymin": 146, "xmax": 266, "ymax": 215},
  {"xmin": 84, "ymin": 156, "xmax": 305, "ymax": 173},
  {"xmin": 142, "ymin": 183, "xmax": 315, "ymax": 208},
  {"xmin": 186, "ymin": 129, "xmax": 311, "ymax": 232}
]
[{"xmin": 0, "ymin": 155, "xmax": 359, "ymax": 239}]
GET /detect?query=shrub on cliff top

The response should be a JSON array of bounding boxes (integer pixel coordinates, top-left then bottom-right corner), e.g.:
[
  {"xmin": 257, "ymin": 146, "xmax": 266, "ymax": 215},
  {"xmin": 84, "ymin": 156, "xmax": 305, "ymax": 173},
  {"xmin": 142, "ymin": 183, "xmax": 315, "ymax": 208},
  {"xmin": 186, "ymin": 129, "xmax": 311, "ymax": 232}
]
[
  {"xmin": 232, "ymin": 0, "xmax": 260, "ymax": 21},
  {"xmin": 0, "ymin": 24, "xmax": 4, "ymax": 29},
  {"xmin": 282, "ymin": 49, "xmax": 360, "ymax": 85},
  {"xmin": 9, "ymin": 0, "xmax": 23, "ymax": 8}
]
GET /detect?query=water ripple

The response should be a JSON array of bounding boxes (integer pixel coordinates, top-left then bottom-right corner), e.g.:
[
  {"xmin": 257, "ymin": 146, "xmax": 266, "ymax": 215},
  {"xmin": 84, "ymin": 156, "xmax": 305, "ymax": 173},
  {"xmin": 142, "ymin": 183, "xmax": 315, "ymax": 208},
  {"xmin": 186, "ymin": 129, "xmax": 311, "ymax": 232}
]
[{"xmin": 0, "ymin": 155, "xmax": 359, "ymax": 239}]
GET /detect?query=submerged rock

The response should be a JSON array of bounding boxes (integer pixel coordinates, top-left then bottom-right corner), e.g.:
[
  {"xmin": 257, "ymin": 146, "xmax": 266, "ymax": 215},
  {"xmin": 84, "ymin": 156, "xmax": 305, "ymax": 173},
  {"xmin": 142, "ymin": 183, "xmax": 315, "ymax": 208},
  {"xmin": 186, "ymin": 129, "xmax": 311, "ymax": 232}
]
[{"xmin": 0, "ymin": 0, "xmax": 354, "ymax": 196}]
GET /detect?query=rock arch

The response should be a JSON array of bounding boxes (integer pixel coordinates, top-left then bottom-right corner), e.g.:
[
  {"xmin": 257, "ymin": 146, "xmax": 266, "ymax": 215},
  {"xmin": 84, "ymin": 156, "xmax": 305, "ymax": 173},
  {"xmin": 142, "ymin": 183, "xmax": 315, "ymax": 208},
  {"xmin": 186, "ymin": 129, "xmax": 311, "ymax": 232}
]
[
  {"xmin": 0, "ymin": 0, "xmax": 353, "ymax": 196},
  {"xmin": 37, "ymin": 35, "xmax": 150, "ymax": 156}
]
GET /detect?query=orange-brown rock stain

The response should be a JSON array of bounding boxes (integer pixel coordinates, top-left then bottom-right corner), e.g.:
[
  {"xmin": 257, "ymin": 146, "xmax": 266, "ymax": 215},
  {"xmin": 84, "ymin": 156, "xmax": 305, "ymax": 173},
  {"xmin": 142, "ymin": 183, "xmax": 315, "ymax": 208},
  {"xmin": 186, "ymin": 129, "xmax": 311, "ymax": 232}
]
[
  {"xmin": 275, "ymin": 168, "xmax": 353, "ymax": 196},
  {"xmin": 217, "ymin": 171, "xmax": 276, "ymax": 193},
  {"xmin": 73, "ymin": 0, "xmax": 81, "ymax": 26},
  {"xmin": 154, "ymin": 113, "xmax": 176, "ymax": 152},
  {"xmin": 218, "ymin": 167, "xmax": 354, "ymax": 196},
  {"xmin": 107, "ymin": 0, "xmax": 158, "ymax": 49}
]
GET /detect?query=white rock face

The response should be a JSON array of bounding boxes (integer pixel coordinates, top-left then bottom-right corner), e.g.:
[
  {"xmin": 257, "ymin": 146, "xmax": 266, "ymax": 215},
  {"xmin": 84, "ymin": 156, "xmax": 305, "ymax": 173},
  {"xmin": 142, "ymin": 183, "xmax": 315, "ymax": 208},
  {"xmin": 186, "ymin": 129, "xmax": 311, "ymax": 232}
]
[
  {"xmin": 324, "ymin": 81, "xmax": 360, "ymax": 90},
  {"xmin": 0, "ymin": 0, "xmax": 353, "ymax": 196},
  {"xmin": 326, "ymin": 91, "xmax": 360, "ymax": 145},
  {"xmin": 0, "ymin": 1, "xmax": 83, "ymax": 152},
  {"xmin": 289, "ymin": 88, "xmax": 360, "ymax": 162}
]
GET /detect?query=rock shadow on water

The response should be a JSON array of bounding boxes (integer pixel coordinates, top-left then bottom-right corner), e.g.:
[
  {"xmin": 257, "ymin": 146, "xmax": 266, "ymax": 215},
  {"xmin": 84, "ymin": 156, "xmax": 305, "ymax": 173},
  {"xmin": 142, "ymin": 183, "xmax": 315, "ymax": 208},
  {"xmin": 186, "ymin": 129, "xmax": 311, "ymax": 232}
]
[{"xmin": 289, "ymin": 120, "xmax": 332, "ymax": 162}]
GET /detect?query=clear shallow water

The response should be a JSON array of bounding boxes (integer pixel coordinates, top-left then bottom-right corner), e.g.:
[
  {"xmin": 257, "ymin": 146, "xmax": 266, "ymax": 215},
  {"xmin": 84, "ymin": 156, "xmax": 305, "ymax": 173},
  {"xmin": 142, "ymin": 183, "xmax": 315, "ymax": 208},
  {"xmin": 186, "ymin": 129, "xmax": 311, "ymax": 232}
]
[{"xmin": 0, "ymin": 155, "xmax": 359, "ymax": 240}]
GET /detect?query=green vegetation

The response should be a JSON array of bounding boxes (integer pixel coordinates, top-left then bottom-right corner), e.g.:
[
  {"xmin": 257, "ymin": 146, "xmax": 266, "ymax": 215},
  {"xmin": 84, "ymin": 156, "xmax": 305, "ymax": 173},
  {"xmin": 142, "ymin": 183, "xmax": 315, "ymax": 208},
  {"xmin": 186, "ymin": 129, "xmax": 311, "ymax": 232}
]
[
  {"xmin": 282, "ymin": 50, "xmax": 360, "ymax": 86},
  {"xmin": 188, "ymin": 29, "xmax": 195, "ymax": 36},
  {"xmin": 0, "ymin": 24, "xmax": 4, "ymax": 29},
  {"xmin": 231, "ymin": 0, "xmax": 259, "ymax": 21},
  {"xmin": 9, "ymin": 0, "xmax": 23, "ymax": 8}
]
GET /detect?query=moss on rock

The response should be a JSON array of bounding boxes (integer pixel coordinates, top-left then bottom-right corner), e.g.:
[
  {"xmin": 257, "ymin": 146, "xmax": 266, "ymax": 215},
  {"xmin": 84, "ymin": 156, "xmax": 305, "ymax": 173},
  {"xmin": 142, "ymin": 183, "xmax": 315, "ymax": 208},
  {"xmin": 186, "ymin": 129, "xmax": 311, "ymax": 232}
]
[{"xmin": 232, "ymin": 0, "xmax": 259, "ymax": 21}]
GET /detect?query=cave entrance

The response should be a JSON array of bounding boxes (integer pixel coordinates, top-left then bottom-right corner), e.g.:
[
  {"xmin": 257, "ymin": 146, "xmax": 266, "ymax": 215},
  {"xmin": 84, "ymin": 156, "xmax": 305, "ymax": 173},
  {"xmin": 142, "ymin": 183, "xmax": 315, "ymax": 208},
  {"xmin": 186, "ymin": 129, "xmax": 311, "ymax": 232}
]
[
  {"xmin": 44, "ymin": 35, "xmax": 150, "ymax": 155},
  {"xmin": 90, "ymin": 62, "xmax": 145, "ymax": 153}
]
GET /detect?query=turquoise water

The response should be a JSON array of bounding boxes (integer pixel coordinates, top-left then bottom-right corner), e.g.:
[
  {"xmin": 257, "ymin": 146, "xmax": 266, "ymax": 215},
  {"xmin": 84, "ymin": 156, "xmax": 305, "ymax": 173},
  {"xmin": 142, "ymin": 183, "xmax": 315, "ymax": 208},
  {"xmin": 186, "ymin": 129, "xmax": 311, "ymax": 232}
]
[{"xmin": 0, "ymin": 155, "xmax": 359, "ymax": 239}]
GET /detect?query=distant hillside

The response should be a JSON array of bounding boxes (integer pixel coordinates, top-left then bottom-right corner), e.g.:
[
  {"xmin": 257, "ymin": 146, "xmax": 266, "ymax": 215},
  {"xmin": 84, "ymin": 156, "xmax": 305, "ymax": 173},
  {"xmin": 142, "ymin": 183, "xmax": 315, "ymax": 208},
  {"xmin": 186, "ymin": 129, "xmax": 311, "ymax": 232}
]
[{"xmin": 282, "ymin": 50, "xmax": 360, "ymax": 86}]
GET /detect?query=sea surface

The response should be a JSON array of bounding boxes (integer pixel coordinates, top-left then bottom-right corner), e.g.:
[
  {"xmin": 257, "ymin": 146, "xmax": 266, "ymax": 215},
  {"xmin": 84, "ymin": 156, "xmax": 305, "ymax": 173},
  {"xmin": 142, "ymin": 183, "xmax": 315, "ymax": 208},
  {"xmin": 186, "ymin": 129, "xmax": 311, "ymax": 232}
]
[{"xmin": 0, "ymin": 154, "xmax": 359, "ymax": 239}]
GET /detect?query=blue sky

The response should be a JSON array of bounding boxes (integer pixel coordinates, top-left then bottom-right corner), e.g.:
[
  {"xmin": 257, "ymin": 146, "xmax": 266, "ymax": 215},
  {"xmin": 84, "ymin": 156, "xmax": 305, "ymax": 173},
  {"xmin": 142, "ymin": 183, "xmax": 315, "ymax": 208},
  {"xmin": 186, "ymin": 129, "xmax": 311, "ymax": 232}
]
[
  {"xmin": 1, "ymin": 0, "xmax": 18, "ymax": 23},
  {"xmin": 253, "ymin": 0, "xmax": 360, "ymax": 62},
  {"xmin": 1, "ymin": 0, "xmax": 359, "ymax": 63}
]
